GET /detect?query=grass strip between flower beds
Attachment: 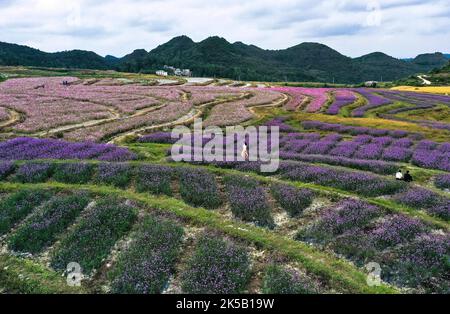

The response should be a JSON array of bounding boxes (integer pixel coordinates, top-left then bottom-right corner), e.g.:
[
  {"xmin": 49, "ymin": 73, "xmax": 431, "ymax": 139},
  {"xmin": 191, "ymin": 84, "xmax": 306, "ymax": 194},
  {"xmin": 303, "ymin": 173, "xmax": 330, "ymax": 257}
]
[
  {"xmin": 202, "ymin": 166, "xmax": 450, "ymax": 231},
  {"xmin": 0, "ymin": 254, "xmax": 84, "ymax": 294},
  {"xmin": 4, "ymin": 159, "xmax": 450, "ymax": 230},
  {"xmin": 0, "ymin": 181, "xmax": 398, "ymax": 294}
]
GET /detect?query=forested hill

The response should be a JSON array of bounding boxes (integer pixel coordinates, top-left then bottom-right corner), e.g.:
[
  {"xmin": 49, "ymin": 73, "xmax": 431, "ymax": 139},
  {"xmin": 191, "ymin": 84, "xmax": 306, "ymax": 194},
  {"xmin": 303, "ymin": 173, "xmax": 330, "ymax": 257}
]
[{"xmin": 0, "ymin": 37, "xmax": 448, "ymax": 84}]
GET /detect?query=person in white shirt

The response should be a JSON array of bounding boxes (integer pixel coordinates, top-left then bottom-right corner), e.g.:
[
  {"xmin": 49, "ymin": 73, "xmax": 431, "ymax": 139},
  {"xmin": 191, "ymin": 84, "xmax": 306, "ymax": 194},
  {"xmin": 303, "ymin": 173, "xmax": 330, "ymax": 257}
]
[
  {"xmin": 395, "ymin": 170, "xmax": 403, "ymax": 180},
  {"xmin": 241, "ymin": 142, "xmax": 249, "ymax": 161}
]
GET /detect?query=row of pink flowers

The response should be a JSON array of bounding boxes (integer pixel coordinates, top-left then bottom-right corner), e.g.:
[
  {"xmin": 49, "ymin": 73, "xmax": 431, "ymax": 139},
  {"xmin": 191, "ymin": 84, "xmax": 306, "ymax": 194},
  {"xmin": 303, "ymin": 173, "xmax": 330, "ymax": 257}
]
[
  {"xmin": 204, "ymin": 89, "xmax": 283, "ymax": 127},
  {"xmin": 271, "ymin": 87, "xmax": 333, "ymax": 113}
]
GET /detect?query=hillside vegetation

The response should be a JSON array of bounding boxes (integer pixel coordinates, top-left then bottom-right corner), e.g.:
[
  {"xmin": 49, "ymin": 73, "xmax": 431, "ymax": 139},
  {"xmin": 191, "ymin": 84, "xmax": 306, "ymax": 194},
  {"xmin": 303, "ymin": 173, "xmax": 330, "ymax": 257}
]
[{"xmin": 1, "ymin": 37, "xmax": 449, "ymax": 84}]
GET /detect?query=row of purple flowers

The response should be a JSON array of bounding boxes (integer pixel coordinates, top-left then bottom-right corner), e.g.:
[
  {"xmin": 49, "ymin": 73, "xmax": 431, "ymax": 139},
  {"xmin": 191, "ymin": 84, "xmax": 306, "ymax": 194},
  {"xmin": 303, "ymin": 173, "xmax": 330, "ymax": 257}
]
[
  {"xmin": 0, "ymin": 137, "xmax": 137, "ymax": 162},
  {"xmin": 297, "ymin": 199, "xmax": 449, "ymax": 293}
]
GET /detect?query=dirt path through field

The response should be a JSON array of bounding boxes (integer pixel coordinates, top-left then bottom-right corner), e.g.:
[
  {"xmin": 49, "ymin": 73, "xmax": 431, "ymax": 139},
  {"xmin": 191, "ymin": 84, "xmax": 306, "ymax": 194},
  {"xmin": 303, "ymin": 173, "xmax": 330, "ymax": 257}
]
[
  {"xmin": 247, "ymin": 93, "xmax": 289, "ymax": 115},
  {"xmin": 0, "ymin": 108, "xmax": 22, "ymax": 129},
  {"xmin": 30, "ymin": 104, "xmax": 167, "ymax": 137},
  {"xmin": 108, "ymin": 108, "xmax": 202, "ymax": 144},
  {"xmin": 110, "ymin": 93, "xmax": 288, "ymax": 143},
  {"xmin": 418, "ymin": 75, "xmax": 432, "ymax": 86}
]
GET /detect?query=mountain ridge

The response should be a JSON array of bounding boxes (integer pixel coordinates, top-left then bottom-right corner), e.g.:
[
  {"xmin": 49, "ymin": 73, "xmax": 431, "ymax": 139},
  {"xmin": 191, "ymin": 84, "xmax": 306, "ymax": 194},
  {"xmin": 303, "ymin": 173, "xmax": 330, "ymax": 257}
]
[{"xmin": 0, "ymin": 36, "xmax": 448, "ymax": 83}]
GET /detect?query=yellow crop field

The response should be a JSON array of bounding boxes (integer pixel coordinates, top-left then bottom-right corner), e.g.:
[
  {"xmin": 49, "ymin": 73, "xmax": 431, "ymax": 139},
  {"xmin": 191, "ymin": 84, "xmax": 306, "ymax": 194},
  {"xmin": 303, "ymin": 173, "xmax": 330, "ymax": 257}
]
[{"xmin": 391, "ymin": 86, "xmax": 450, "ymax": 95}]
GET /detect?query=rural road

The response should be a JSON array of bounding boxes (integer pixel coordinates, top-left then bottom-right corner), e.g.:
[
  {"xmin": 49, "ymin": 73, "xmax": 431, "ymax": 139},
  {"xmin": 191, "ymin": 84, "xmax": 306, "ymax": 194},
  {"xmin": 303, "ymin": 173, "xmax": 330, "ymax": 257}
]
[{"xmin": 418, "ymin": 75, "xmax": 431, "ymax": 85}]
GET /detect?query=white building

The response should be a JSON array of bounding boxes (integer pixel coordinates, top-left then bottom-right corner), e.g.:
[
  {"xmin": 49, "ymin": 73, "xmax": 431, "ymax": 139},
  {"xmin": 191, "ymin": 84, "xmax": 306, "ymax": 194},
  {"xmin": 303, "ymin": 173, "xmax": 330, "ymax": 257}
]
[
  {"xmin": 156, "ymin": 70, "xmax": 168, "ymax": 77},
  {"xmin": 365, "ymin": 81, "xmax": 378, "ymax": 87},
  {"xmin": 181, "ymin": 69, "xmax": 192, "ymax": 77}
]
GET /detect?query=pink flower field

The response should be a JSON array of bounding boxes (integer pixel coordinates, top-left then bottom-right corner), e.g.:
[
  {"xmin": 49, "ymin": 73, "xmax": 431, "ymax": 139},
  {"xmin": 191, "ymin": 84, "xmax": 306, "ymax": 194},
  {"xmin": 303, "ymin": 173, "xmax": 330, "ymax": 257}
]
[
  {"xmin": 271, "ymin": 87, "xmax": 333, "ymax": 112},
  {"xmin": 0, "ymin": 107, "xmax": 9, "ymax": 122},
  {"xmin": 204, "ymin": 89, "xmax": 283, "ymax": 127}
]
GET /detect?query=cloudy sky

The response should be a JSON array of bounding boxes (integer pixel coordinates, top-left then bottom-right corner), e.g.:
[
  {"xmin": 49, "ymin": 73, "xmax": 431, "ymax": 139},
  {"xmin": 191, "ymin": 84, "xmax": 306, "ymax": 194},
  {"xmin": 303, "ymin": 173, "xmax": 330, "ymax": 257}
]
[{"xmin": 0, "ymin": 0, "xmax": 449, "ymax": 58}]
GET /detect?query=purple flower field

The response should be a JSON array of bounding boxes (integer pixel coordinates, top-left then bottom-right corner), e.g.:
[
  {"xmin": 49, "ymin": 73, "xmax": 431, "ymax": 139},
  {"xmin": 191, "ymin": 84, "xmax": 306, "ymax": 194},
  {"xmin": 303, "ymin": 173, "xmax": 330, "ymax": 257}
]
[
  {"xmin": 181, "ymin": 235, "xmax": 251, "ymax": 294},
  {"xmin": 96, "ymin": 163, "xmax": 132, "ymax": 188},
  {"xmin": 384, "ymin": 233, "xmax": 450, "ymax": 292},
  {"xmin": 297, "ymin": 199, "xmax": 383, "ymax": 243},
  {"xmin": 224, "ymin": 175, "xmax": 274, "ymax": 228},
  {"xmin": 376, "ymin": 90, "xmax": 450, "ymax": 115},
  {"xmin": 327, "ymin": 90, "xmax": 357, "ymax": 115},
  {"xmin": 435, "ymin": 174, "xmax": 450, "ymax": 190},
  {"xmin": 0, "ymin": 189, "xmax": 51, "ymax": 236},
  {"xmin": 53, "ymin": 162, "xmax": 95, "ymax": 184},
  {"xmin": 280, "ymin": 161, "xmax": 405, "ymax": 197},
  {"xmin": 0, "ymin": 161, "xmax": 14, "ymax": 180},
  {"xmin": 110, "ymin": 216, "xmax": 184, "ymax": 294},
  {"xmin": 15, "ymin": 162, "xmax": 53, "ymax": 183},
  {"xmin": 351, "ymin": 89, "xmax": 392, "ymax": 117},
  {"xmin": 394, "ymin": 187, "xmax": 450, "ymax": 220},
  {"xmin": 135, "ymin": 165, "xmax": 173, "ymax": 196},
  {"xmin": 1, "ymin": 73, "xmax": 450, "ymax": 296},
  {"xmin": 51, "ymin": 198, "xmax": 137, "ymax": 274},
  {"xmin": 296, "ymin": 195, "xmax": 448, "ymax": 292},
  {"xmin": 302, "ymin": 121, "xmax": 415, "ymax": 138},
  {"xmin": 271, "ymin": 183, "xmax": 314, "ymax": 217},
  {"xmin": 8, "ymin": 193, "xmax": 90, "ymax": 254},
  {"xmin": 0, "ymin": 137, "xmax": 137, "ymax": 162},
  {"xmin": 178, "ymin": 168, "xmax": 222, "ymax": 209}
]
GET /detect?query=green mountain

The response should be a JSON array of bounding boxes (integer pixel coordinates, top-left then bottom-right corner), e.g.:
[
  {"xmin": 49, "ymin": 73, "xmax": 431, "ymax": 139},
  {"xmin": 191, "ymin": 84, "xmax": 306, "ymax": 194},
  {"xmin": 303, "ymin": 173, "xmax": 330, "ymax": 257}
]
[
  {"xmin": 116, "ymin": 36, "xmax": 441, "ymax": 83},
  {"xmin": 0, "ymin": 42, "xmax": 110, "ymax": 70},
  {"xmin": 353, "ymin": 52, "xmax": 420, "ymax": 82},
  {"xmin": 1, "ymin": 37, "xmax": 448, "ymax": 83},
  {"xmin": 427, "ymin": 59, "xmax": 450, "ymax": 85},
  {"xmin": 396, "ymin": 59, "xmax": 450, "ymax": 86},
  {"xmin": 411, "ymin": 52, "xmax": 449, "ymax": 71}
]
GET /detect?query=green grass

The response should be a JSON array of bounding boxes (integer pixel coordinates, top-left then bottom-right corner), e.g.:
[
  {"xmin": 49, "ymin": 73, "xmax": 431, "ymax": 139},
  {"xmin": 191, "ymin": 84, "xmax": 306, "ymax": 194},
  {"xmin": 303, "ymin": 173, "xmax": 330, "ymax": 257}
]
[
  {"xmin": 127, "ymin": 143, "xmax": 171, "ymax": 162},
  {"xmin": 286, "ymin": 111, "xmax": 450, "ymax": 142},
  {"xmin": 365, "ymin": 102, "xmax": 410, "ymax": 118},
  {"xmin": 0, "ymin": 181, "xmax": 398, "ymax": 294},
  {"xmin": 0, "ymin": 254, "xmax": 84, "ymax": 294},
  {"xmin": 396, "ymin": 104, "xmax": 450, "ymax": 123},
  {"xmin": 0, "ymin": 66, "xmax": 185, "ymax": 84},
  {"xmin": 339, "ymin": 94, "xmax": 366, "ymax": 117},
  {"xmin": 5, "ymin": 158, "xmax": 449, "ymax": 230}
]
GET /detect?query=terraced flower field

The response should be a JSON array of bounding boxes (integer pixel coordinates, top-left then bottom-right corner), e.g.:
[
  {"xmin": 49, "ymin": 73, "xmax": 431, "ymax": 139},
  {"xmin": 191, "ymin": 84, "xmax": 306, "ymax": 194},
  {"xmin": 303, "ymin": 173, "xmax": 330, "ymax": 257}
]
[{"xmin": 0, "ymin": 70, "xmax": 449, "ymax": 295}]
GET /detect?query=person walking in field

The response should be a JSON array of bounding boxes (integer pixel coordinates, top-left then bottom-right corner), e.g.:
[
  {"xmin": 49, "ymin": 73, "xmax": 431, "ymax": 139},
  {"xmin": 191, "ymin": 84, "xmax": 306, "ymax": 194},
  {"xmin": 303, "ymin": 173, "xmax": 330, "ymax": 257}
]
[
  {"xmin": 395, "ymin": 170, "xmax": 403, "ymax": 181},
  {"xmin": 241, "ymin": 142, "xmax": 249, "ymax": 161}
]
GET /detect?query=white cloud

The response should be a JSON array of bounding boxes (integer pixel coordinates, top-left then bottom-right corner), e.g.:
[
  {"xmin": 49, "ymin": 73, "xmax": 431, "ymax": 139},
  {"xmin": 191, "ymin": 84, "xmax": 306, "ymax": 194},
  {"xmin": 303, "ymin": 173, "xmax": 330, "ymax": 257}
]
[{"xmin": 0, "ymin": 0, "xmax": 448, "ymax": 58}]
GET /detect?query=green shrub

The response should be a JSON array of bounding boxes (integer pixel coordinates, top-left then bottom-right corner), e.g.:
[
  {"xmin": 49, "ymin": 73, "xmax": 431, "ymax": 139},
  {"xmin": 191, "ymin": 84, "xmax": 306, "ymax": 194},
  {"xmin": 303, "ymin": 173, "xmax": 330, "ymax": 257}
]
[
  {"xmin": 95, "ymin": 163, "xmax": 133, "ymax": 188},
  {"xmin": 271, "ymin": 184, "xmax": 314, "ymax": 217},
  {"xmin": 262, "ymin": 265, "xmax": 318, "ymax": 294},
  {"xmin": 181, "ymin": 235, "xmax": 251, "ymax": 294},
  {"xmin": 135, "ymin": 165, "xmax": 173, "ymax": 196},
  {"xmin": 53, "ymin": 163, "xmax": 95, "ymax": 184},
  {"xmin": 14, "ymin": 162, "xmax": 53, "ymax": 183},
  {"xmin": 179, "ymin": 168, "xmax": 221, "ymax": 209},
  {"xmin": 223, "ymin": 176, "xmax": 274, "ymax": 228}
]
